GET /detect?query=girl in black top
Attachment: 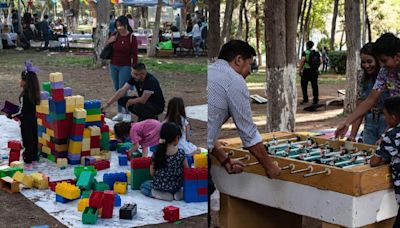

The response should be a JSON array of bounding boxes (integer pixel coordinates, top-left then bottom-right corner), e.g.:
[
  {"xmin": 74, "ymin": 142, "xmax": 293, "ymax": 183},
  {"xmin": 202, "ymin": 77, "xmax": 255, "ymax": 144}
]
[{"xmin": 10, "ymin": 61, "xmax": 41, "ymax": 169}]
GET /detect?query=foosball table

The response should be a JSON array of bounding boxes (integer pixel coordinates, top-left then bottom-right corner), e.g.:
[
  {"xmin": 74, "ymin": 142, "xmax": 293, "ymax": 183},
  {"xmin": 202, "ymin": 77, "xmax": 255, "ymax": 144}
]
[{"xmin": 211, "ymin": 132, "xmax": 398, "ymax": 228}]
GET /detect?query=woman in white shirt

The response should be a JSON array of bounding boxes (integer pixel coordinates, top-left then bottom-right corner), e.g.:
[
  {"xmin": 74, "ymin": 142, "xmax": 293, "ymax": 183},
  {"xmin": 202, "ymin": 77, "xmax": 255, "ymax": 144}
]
[{"xmin": 191, "ymin": 21, "xmax": 202, "ymax": 57}]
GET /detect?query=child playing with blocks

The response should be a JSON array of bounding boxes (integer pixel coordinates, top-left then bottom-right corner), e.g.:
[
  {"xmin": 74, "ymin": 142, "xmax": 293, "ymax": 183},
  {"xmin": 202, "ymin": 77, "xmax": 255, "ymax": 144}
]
[
  {"xmin": 140, "ymin": 122, "xmax": 189, "ymax": 201},
  {"xmin": 164, "ymin": 97, "xmax": 200, "ymax": 155},
  {"xmin": 370, "ymin": 96, "xmax": 400, "ymax": 227},
  {"xmin": 7, "ymin": 61, "xmax": 41, "ymax": 169},
  {"xmin": 114, "ymin": 119, "xmax": 161, "ymax": 157}
]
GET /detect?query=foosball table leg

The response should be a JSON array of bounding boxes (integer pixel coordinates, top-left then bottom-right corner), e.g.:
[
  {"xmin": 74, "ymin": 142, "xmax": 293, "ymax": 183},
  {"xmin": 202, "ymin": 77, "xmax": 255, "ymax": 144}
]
[{"xmin": 219, "ymin": 193, "xmax": 302, "ymax": 228}]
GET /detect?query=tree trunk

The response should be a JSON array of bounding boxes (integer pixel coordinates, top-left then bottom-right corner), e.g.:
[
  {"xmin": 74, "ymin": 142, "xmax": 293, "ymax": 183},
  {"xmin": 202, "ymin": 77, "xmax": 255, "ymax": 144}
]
[
  {"xmin": 330, "ymin": 0, "xmax": 339, "ymax": 50},
  {"xmin": 297, "ymin": 0, "xmax": 303, "ymax": 23},
  {"xmin": 236, "ymin": 0, "xmax": 245, "ymax": 40},
  {"xmin": 344, "ymin": 0, "xmax": 361, "ymax": 114},
  {"xmin": 147, "ymin": 0, "xmax": 162, "ymax": 57},
  {"xmin": 72, "ymin": 0, "xmax": 80, "ymax": 32},
  {"xmin": 265, "ymin": 0, "xmax": 298, "ymax": 132},
  {"xmin": 365, "ymin": 0, "xmax": 371, "ymax": 43},
  {"xmin": 297, "ymin": 0, "xmax": 307, "ymax": 57},
  {"xmin": 208, "ymin": 0, "xmax": 221, "ymax": 61},
  {"xmin": 255, "ymin": 0, "xmax": 262, "ymax": 66},
  {"xmin": 339, "ymin": 27, "xmax": 345, "ymax": 50},
  {"xmin": 244, "ymin": 2, "xmax": 249, "ymax": 42},
  {"xmin": 93, "ymin": 0, "xmax": 110, "ymax": 68},
  {"xmin": 301, "ymin": 0, "xmax": 312, "ymax": 55},
  {"xmin": 361, "ymin": 0, "xmax": 366, "ymax": 45},
  {"xmin": 180, "ymin": 7, "xmax": 185, "ymax": 33},
  {"xmin": 220, "ymin": 0, "xmax": 234, "ymax": 45}
]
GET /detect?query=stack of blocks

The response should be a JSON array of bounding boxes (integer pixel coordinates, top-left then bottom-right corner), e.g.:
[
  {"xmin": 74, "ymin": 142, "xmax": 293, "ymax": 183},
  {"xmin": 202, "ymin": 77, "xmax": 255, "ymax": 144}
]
[
  {"xmin": 103, "ymin": 172, "xmax": 127, "ymax": 190},
  {"xmin": 55, "ymin": 182, "xmax": 81, "ymax": 203},
  {"xmin": 36, "ymin": 72, "xmax": 111, "ymax": 166},
  {"xmin": 84, "ymin": 100, "xmax": 102, "ymax": 128},
  {"xmin": 7, "ymin": 141, "xmax": 22, "ymax": 166},
  {"xmin": 68, "ymin": 108, "xmax": 86, "ymax": 165},
  {"xmin": 130, "ymin": 157, "xmax": 152, "ymax": 190},
  {"xmin": 183, "ymin": 168, "xmax": 208, "ymax": 202}
]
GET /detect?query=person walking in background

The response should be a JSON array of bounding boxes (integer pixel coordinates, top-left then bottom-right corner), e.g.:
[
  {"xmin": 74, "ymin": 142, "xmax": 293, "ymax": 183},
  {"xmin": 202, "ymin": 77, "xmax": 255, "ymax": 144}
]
[
  {"xmin": 322, "ymin": 46, "xmax": 329, "ymax": 72},
  {"xmin": 299, "ymin": 41, "xmax": 321, "ymax": 105},
  {"xmin": 105, "ymin": 15, "xmax": 138, "ymax": 122},
  {"xmin": 191, "ymin": 20, "xmax": 202, "ymax": 58}
]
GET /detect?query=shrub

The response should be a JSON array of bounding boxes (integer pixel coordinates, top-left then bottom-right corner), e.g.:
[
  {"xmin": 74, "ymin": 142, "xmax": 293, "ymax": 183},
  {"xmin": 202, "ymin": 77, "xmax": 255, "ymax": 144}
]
[{"xmin": 328, "ymin": 51, "xmax": 347, "ymax": 74}]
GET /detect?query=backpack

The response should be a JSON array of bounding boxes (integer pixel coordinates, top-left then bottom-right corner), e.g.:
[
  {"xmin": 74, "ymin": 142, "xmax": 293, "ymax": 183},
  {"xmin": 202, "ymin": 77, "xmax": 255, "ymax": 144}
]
[{"xmin": 306, "ymin": 50, "xmax": 321, "ymax": 70}]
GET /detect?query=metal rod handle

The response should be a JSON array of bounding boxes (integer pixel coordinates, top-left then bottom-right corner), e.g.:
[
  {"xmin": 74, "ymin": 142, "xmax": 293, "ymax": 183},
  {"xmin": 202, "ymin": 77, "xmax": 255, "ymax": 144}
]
[
  {"xmin": 233, "ymin": 155, "xmax": 251, "ymax": 162},
  {"xmin": 281, "ymin": 164, "xmax": 295, "ymax": 171},
  {"xmin": 290, "ymin": 165, "xmax": 313, "ymax": 174},
  {"xmin": 303, "ymin": 168, "xmax": 331, "ymax": 177}
]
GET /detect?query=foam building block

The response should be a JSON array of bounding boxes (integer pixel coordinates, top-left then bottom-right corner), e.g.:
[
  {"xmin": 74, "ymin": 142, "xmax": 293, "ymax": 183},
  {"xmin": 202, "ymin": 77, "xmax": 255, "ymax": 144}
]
[
  {"xmin": 57, "ymin": 158, "xmax": 68, "ymax": 168},
  {"xmin": 8, "ymin": 141, "xmax": 22, "ymax": 150},
  {"xmin": 49, "ymin": 179, "xmax": 76, "ymax": 192},
  {"xmin": 12, "ymin": 171, "xmax": 24, "ymax": 183},
  {"xmin": 183, "ymin": 168, "xmax": 208, "ymax": 203},
  {"xmin": 55, "ymin": 182, "xmax": 80, "ymax": 200},
  {"xmin": 114, "ymin": 194, "xmax": 121, "ymax": 207},
  {"xmin": 82, "ymin": 207, "xmax": 98, "ymax": 224},
  {"xmin": 119, "ymin": 203, "xmax": 137, "ymax": 220},
  {"xmin": 103, "ymin": 172, "xmax": 128, "ymax": 190},
  {"xmin": 73, "ymin": 108, "xmax": 87, "ymax": 119},
  {"xmin": 194, "ymin": 154, "xmax": 207, "ymax": 168},
  {"xmin": 163, "ymin": 206, "xmax": 179, "ymax": 222},
  {"xmin": 118, "ymin": 155, "xmax": 128, "ymax": 166},
  {"xmin": 131, "ymin": 157, "xmax": 152, "ymax": 190},
  {"xmin": 113, "ymin": 181, "xmax": 127, "ymax": 195},
  {"xmin": 101, "ymin": 190, "xmax": 115, "ymax": 218},
  {"xmin": 10, "ymin": 161, "xmax": 23, "ymax": 168},
  {"xmin": 76, "ymin": 171, "xmax": 95, "ymax": 190},
  {"xmin": 0, "ymin": 176, "xmax": 19, "ymax": 193},
  {"xmin": 89, "ymin": 191, "xmax": 104, "ymax": 208},
  {"xmin": 78, "ymin": 198, "xmax": 89, "ymax": 212},
  {"xmin": 30, "ymin": 173, "xmax": 49, "ymax": 189},
  {"xmin": 49, "ymin": 72, "xmax": 63, "ymax": 82}
]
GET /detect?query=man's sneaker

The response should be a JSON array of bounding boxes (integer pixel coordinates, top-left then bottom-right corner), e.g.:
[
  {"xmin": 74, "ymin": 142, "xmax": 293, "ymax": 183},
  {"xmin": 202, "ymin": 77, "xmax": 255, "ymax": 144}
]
[
  {"xmin": 112, "ymin": 113, "xmax": 124, "ymax": 121},
  {"xmin": 122, "ymin": 114, "xmax": 132, "ymax": 122}
]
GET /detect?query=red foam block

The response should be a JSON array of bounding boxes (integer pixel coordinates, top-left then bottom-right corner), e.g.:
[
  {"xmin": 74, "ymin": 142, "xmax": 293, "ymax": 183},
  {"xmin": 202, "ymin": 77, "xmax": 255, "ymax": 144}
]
[{"xmin": 8, "ymin": 141, "xmax": 22, "ymax": 150}]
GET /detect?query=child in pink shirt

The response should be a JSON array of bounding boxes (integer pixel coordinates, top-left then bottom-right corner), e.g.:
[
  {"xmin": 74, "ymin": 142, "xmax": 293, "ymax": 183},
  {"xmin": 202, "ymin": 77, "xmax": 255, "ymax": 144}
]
[{"xmin": 114, "ymin": 119, "xmax": 161, "ymax": 157}]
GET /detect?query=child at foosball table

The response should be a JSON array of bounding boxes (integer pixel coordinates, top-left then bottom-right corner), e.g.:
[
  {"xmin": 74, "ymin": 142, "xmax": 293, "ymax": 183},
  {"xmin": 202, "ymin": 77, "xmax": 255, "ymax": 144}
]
[{"xmin": 370, "ymin": 96, "xmax": 400, "ymax": 227}]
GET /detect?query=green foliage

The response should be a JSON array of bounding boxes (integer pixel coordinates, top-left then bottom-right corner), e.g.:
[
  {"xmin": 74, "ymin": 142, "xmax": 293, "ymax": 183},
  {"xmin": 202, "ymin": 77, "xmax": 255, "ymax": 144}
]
[
  {"xmin": 317, "ymin": 37, "xmax": 331, "ymax": 51},
  {"xmin": 328, "ymin": 51, "xmax": 346, "ymax": 74}
]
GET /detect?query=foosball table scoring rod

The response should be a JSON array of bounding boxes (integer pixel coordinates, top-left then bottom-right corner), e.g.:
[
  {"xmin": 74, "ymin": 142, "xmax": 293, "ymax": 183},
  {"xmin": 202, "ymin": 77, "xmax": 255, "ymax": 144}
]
[
  {"xmin": 303, "ymin": 168, "xmax": 331, "ymax": 177},
  {"xmin": 290, "ymin": 165, "xmax": 313, "ymax": 174}
]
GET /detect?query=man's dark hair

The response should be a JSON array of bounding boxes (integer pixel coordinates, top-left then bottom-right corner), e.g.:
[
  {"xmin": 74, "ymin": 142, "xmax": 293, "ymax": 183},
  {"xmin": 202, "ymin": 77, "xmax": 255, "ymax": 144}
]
[
  {"xmin": 44, "ymin": 15, "xmax": 49, "ymax": 20},
  {"xmin": 306, "ymin": 41, "xmax": 314, "ymax": 49},
  {"xmin": 373, "ymin": 33, "xmax": 400, "ymax": 57},
  {"xmin": 218, "ymin": 40, "xmax": 256, "ymax": 62},
  {"xmin": 384, "ymin": 96, "xmax": 400, "ymax": 119},
  {"xmin": 132, "ymin": 63, "xmax": 146, "ymax": 71},
  {"xmin": 126, "ymin": 14, "xmax": 132, "ymax": 19}
]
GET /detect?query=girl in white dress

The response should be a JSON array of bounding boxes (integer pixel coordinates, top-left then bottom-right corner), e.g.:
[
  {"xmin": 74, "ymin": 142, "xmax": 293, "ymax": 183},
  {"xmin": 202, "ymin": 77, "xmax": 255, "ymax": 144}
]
[{"xmin": 164, "ymin": 97, "xmax": 200, "ymax": 155}]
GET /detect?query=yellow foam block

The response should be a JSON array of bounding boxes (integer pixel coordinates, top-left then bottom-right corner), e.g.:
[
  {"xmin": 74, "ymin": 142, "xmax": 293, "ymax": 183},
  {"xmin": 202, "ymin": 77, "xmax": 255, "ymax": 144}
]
[
  {"xmin": 66, "ymin": 105, "xmax": 75, "ymax": 113},
  {"xmin": 76, "ymin": 103, "xmax": 84, "ymax": 109},
  {"xmin": 30, "ymin": 173, "xmax": 49, "ymax": 189},
  {"xmin": 49, "ymin": 72, "xmax": 63, "ymax": 82},
  {"xmin": 74, "ymin": 95, "xmax": 84, "ymax": 105},
  {"xmin": 126, "ymin": 171, "xmax": 131, "ymax": 185},
  {"xmin": 65, "ymin": 96, "xmax": 75, "ymax": 105},
  {"xmin": 86, "ymin": 114, "xmax": 101, "ymax": 122},
  {"xmin": 89, "ymin": 126, "xmax": 100, "ymax": 136},
  {"xmin": 78, "ymin": 198, "xmax": 89, "ymax": 212},
  {"xmin": 83, "ymin": 128, "xmax": 91, "ymax": 138},
  {"xmin": 38, "ymin": 137, "xmax": 44, "ymax": 145},
  {"xmin": 43, "ymin": 106, "xmax": 49, "ymax": 114},
  {"xmin": 22, "ymin": 175, "xmax": 34, "ymax": 188},
  {"xmin": 55, "ymin": 182, "xmax": 80, "ymax": 200},
  {"xmin": 40, "ymin": 100, "xmax": 49, "ymax": 106},
  {"xmin": 194, "ymin": 154, "xmax": 207, "ymax": 168},
  {"xmin": 55, "ymin": 144, "xmax": 68, "ymax": 152},
  {"xmin": 37, "ymin": 119, "xmax": 43, "ymax": 125},
  {"xmin": 46, "ymin": 129, "xmax": 54, "ymax": 137},
  {"xmin": 82, "ymin": 139, "xmax": 91, "ymax": 151},
  {"xmin": 42, "ymin": 133, "xmax": 50, "ymax": 142},
  {"xmin": 113, "ymin": 182, "xmax": 127, "ymax": 194},
  {"xmin": 56, "ymin": 158, "xmax": 68, "ymax": 168},
  {"xmin": 100, "ymin": 151, "xmax": 111, "ymax": 160},
  {"xmin": 73, "ymin": 108, "xmax": 87, "ymax": 119},
  {"xmin": 68, "ymin": 140, "xmax": 82, "ymax": 154},
  {"xmin": 42, "ymin": 146, "xmax": 51, "ymax": 154},
  {"xmin": 10, "ymin": 161, "xmax": 24, "ymax": 168},
  {"xmin": 90, "ymin": 149, "xmax": 101, "ymax": 156},
  {"xmin": 12, "ymin": 171, "xmax": 24, "ymax": 183}
]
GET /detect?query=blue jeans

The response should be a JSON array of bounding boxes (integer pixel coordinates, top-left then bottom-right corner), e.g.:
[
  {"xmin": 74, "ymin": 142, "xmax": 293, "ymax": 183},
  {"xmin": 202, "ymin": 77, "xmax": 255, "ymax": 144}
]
[
  {"xmin": 140, "ymin": 180, "xmax": 153, "ymax": 197},
  {"xmin": 192, "ymin": 36, "xmax": 202, "ymax": 56},
  {"xmin": 109, "ymin": 64, "xmax": 132, "ymax": 113},
  {"xmin": 363, "ymin": 112, "xmax": 387, "ymax": 145}
]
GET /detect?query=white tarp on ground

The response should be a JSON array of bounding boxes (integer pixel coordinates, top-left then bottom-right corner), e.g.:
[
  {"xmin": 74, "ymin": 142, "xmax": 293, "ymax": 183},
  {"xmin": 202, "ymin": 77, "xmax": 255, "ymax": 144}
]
[
  {"xmin": 186, "ymin": 104, "xmax": 207, "ymax": 123},
  {"xmin": 0, "ymin": 115, "xmax": 207, "ymax": 227}
]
